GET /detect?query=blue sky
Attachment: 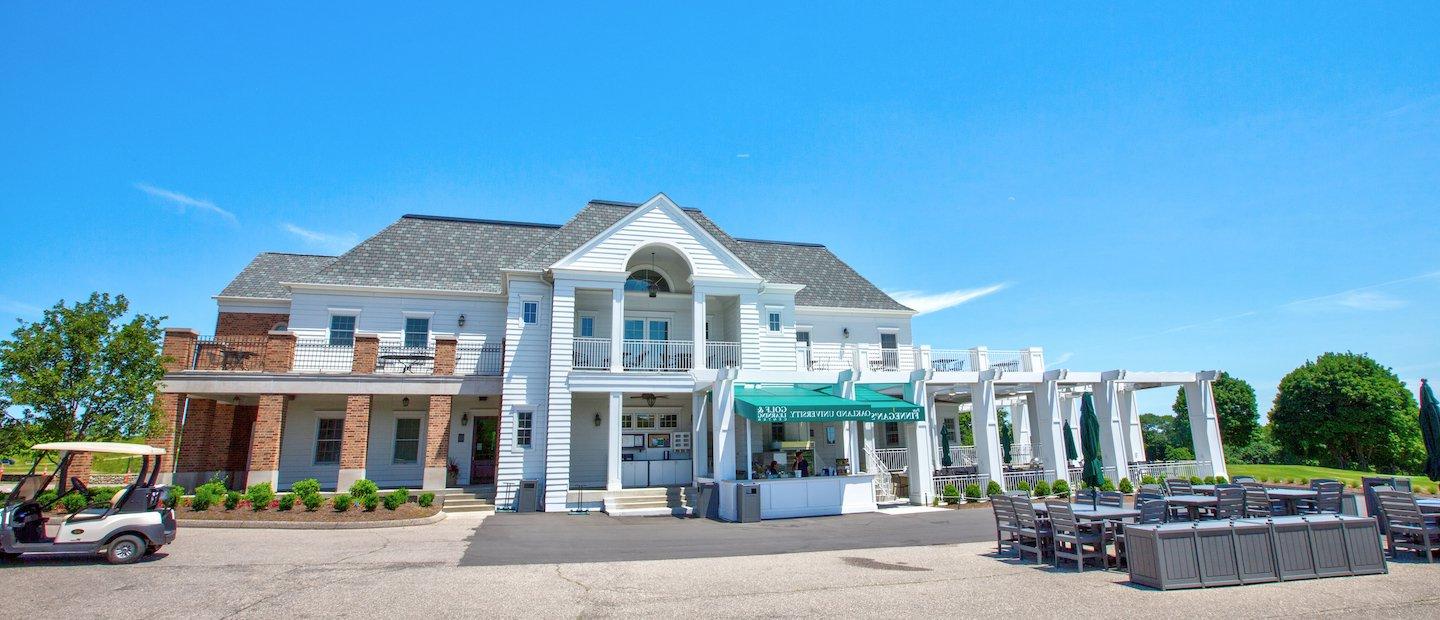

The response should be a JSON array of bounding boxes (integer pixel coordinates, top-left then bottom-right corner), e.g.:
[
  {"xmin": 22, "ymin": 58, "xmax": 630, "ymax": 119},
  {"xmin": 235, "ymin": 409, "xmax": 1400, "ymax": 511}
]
[{"xmin": 2, "ymin": 4, "xmax": 1438, "ymax": 417}]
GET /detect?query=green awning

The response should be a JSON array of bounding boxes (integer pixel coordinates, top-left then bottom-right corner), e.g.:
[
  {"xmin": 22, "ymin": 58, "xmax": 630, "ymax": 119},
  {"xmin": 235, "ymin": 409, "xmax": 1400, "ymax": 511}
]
[{"xmin": 734, "ymin": 385, "xmax": 924, "ymax": 423}]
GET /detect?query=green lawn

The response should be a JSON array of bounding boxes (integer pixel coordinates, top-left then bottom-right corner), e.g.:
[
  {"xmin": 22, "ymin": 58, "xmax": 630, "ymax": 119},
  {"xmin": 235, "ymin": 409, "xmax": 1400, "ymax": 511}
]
[
  {"xmin": 2, "ymin": 437, "xmax": 150, "ymax": 475},
  {"xmin": 1228, "ymin": 463, "xmax": 1440, "ymax": 494}
]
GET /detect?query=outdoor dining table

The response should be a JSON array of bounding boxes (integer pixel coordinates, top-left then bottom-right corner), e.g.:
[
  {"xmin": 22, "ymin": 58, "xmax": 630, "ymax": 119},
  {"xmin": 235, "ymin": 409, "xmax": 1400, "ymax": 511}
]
[
  {"xmin": 1191, "ymin": 484, "xmax": 1217, "ymax": 495},
  {"xmin": 1165, "ymin": 494, "xmax": 1217, "ymax": 521},
  {"xmin": 1030, "ymin": 503, "xmax": 1142, "ymax": 522},
  {"xmin": 1415, "ymin": 498, "xmax": 1440, "ymax": 513},
  {"xmin": 1263, "ymin": 487, "xmax": 1318, "ymax": 516}
]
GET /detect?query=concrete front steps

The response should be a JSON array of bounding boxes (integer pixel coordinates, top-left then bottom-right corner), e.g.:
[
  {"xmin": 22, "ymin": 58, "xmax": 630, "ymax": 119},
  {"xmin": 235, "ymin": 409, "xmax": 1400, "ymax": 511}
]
[
  {"xmin": 602, "ymin": 486, "xmax": 694, "ymax": 517},
  {"xmin": 441, "ymin": 487, "xmax": 495, "ymax": 514}
]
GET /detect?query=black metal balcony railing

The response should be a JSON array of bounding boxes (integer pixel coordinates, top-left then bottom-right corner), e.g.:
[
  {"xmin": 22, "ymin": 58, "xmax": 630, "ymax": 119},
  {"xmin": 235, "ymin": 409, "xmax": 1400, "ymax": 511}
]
[
  {"xmin": 192, "ymin": 335, "xmax": 267, "ymax": 371},
  {"xmin": 376, "ymin": 343, "xmax": 435, "ymax": 374},
  {"xmin": 292, "ymin": 339, "xmax": 355, "ymax": 373},
  {"xmin": 454, "ymin": 343, "xmax": 503, "ymax": 376}
]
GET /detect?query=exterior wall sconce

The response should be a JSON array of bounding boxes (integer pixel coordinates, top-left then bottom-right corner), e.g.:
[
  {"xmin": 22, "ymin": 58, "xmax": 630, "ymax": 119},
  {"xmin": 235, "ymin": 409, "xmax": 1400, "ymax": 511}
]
[
  {"xmin": 842, "ymin": 327, "xmax": 850, "ymax": 338},
  {"xmin": 647, "ymin": 251, "xmax": 659, "ymax": 298},
  {"xmin": 402, "ymin": 397, "xmax": 411, "ymax": 408},
  {"xmin": 458, "ymin": 314, "xmax": 466, "ymax": 328},
  {"xmin": 593, "ymin": 413, "xmax": 602, "ymax": 427},
  {"xmin": 461, "ymin": 413, "xmax": 469, "ymax": 425}
]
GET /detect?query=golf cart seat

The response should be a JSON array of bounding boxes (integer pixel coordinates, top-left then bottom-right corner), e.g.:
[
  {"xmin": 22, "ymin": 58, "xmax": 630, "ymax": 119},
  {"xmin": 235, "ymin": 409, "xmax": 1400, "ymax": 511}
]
[{"xmin": 66, "ymin": 484, "xmax": 134, "ymax": 524}]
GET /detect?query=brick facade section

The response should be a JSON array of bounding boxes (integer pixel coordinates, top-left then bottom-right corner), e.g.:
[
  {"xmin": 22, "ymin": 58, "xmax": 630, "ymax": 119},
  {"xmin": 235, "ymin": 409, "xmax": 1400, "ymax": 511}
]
[
  {"xmin": 341, "ymin": 395, "xmax": 372, "ymax": 469},
  {"xmin": 262, "ymin": 331, "xmax": 296, "ymax": 372},
  {"xmin": 150, "ymin": 392, "xmax": 184, "ymax": 475},
  {"xmin": 426, "ymin": 395, "xmax": 452, "ymax": 468},
  {"xmin": 228, "ymin": 405, "xmax": 257, "ymax": 473},
  {"xmin": 352, "ymin": 334, "xmax": 379, "ymax": 373},
  {"xmin": 433, "ymin": 337, "xmax": 457, "ymax": 375},
  {"xmin": 177, "ymin": 397, "xmax": 214, "ymax": 473},
  {"xmin": 66, "ymin": 452, "xmax": 93, "ymax": 489},
  {"xmin": 216, "ymin": 312, "xmax": 289, "ymax": 337},
  {"xmin": 161, "ymin": 329, "xmax": 198, "ymax": 371},
  {"xmin": 248, "ymin": 395, "xmax": 287, "ymax": 475}
]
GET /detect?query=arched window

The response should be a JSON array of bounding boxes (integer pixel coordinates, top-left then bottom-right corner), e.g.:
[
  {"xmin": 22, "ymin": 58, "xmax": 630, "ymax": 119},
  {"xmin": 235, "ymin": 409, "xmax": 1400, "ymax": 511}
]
[{"xmin": 625, "ymin": 269, "xmax": 670, "ymax": 293}]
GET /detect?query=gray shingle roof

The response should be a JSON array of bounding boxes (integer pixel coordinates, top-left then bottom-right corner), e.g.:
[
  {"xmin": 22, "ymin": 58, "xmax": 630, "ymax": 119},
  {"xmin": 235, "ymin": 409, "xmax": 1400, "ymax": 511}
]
[
  {"xmin": 219, "ymin": 253, "xmax": 337, "ymax": 299},
  {"xmin": 221, "ymin": 200, "xmax": 911, "ymax": 311}
]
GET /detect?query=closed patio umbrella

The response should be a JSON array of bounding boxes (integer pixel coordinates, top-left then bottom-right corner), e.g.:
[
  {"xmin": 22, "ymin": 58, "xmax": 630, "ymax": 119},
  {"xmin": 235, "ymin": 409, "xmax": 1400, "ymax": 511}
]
[
  {"xmin": 1420, "ymin": 379, "xmax": 1440, "ymax": 482},
  {"xmin": 940, "ymin": 424, "xmax": 954, "ymax": 468},
  {"xmin": 1079, "ymin": 392, "xmax": 1105, "ymax": 506},
  {"xmin": 1000, "ymin": 411, "xmax": 1014, "ymax": 464},
  {"xmin": 1062, "ymin": 419, "xmax": 1077, "ymax": 461}
]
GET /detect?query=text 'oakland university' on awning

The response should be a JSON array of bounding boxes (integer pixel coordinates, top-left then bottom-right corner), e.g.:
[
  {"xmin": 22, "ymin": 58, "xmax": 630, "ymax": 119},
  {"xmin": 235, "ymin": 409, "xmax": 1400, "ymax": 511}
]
[{"xmin": 733, "ymin": 385, "xmax": 925, "ymax": 423}]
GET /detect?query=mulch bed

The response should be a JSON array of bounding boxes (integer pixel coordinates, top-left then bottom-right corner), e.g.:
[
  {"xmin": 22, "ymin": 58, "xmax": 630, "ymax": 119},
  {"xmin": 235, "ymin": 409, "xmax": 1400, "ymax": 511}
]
[{"xmin": 176, "ymin": 503, "xmax": 439, "ymax": 523}]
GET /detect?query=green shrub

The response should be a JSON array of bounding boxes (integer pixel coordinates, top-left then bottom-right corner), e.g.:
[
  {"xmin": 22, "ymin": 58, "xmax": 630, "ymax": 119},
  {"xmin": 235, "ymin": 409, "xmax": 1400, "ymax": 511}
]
[
  {"xmin": 1100, "ymin": 480, "xmax": 1116, "ymax": 492},
  {"xmin": 87, "ymin": 486, "xmax": 122, "ymax": 506},
  {"xmin": 1286, "ymin": 478, "xmax": 1296, "ymax": 485},
  {"xmin": 931, "ymin": 496, "xmax": 940, "ymax": 507},
  {"xmin": 333, "ymin": 492, "xmax": 353, "ymax": 512},
  {"xmin": 36, "ymin": 490, "xmax": 59, "ymax": 509},
  {"xmin": 1214, "ymin": 476, "xmax": 1228, "ymax": 485},
  {"xmin": 418, "ymin": 492, "xmax": 435, "ymax": 508},
  {"xmin": 1202, "ymin": 476, "xmax": 1216, "ymax": 485},
  {"xmin": 224, "ymin": 491, "xmax": 241, "ymax": 510},
  {"xmin": 60, "ymin": 492, "xmax": 89, "ymax": 513},
  {"xmin": 196, "ymin": 480, "xmax": 228, "ymax": 500},
  {"xmin": 1052, "ymin": 480, "xmax": 1070, "ymax": 497},
  {"xmin": 1141, "ymin": 474, "xmax": 1156, "ymax": 485},
  {"xmin": 1032, "ymin": 480, "xmax": 1051, "ymax": 497},
  {"xmin": 291, "ymin": 478, "xmax": 321, "ymax": 497},
  {"xmin": 301, "ymin": 492, "xmax": 323, "ymax": 511},
  {"xmin": 963, "ymin": 483, "xmax": 982, "ymax": 501},
  {"xmin": 349, "ymin": 479, "xmax": 379, "ymax": 500},
  {"xmin": 985, "ymin": 480, "xmax": 1003, "ymax": 497},
  {"xmin": 277, "ymin": 494, "xmax": 295, "ymax": 511},
  {"xmin": 1299, "ymin": 477, "xmax": 1309, "ymax": 485},
  {"xmin": 1015, "ymin": 480, "xmax": 1031, "ymax": 496},
  {"xmin": 1118, "ymin": 478, "xmax": 1134, "ymax": 494},
  {"xmin": 942, "ymin": 483, "xmax": 960, "ymax": 505},
  {"xmin": 384, "ymin": 488, "xmax": 409, "ymax": 510},
  {"xmin": 361, "ymin": 493, "xmax": 379, "ymax": 511},
  {"xmin": 165, "ymin": 485, "xmax": 183, "ymax": 509},
  {"xmin": 190, "ymin": 491, "xmax": 214, "ymax": 511},
  {"xmin": 1189, "ymin": 476, "xmax": 1203, "ymax": 484},
  {"xmin": 246, "ymin": 482, "xmax": 275, "ymax": 511}
]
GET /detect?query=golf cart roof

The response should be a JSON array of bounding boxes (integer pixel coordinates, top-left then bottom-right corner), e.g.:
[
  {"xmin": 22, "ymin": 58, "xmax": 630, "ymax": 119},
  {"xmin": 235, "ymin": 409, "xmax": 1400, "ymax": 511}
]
[{"xmin": 30, "ymin": 442, "xmax": 165, "ymax": 456}]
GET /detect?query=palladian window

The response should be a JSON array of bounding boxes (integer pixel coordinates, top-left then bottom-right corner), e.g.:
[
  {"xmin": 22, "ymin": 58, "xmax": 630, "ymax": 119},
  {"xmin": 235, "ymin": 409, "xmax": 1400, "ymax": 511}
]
[{"xmin": 625, "ymin": 269, "xmax": 670, "ymax": 293}]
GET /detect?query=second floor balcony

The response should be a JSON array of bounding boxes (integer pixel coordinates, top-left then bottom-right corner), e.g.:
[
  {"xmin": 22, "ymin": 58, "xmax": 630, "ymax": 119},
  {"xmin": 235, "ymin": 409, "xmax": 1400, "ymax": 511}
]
[
  {"xmin": 571, "ymin": 338, "xmax": 742, "ymax": 372},
  {"xmin": 168, "ymin": 330, "xmax": 503, "ymax": 377}
]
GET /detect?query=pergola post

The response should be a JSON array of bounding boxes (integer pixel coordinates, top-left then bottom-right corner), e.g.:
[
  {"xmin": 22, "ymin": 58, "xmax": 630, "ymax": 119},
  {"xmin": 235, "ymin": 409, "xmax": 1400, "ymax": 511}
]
[
  {"xmin": 970, "ymin": 372, "xmax": 1005, "ymax": 490},
  {"xmin": 1183, "ymin": 371, "xmax": 1228, "ymax": 479},
  {"xmin": 1012, "ymin": 398, "xmax": 1031, "ymax": 462},
  {"xmin": 1094, "ymin": 373, "xmax": 1132, "ymax": 484},
  {"xmin": 1118, "ymin": 386, "xmax": 1146, "ymax": 464},
  {"xmin": 903, "ymin": 370, "xmax": 934, "ymax": 505},
  {"xmin": 1033, "ymin": 372, "xmax": 1069, "ymax": 482},
  {"xmin": 710, "ymin": 369, "xmax": 739, "ymax": 481}
]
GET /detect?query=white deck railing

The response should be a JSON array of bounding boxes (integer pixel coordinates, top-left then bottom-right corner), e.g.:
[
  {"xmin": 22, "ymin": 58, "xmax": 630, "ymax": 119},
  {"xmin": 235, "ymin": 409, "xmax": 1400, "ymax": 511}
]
[
  {"xmin": 802, "ymin": 343, "xmax": 852, "ymax": 370},
  {"xmin": 705, "ymin": 341, "xmax": 741, "ymax": 369},
  {"xmin": 862, "ymin": 346, "xmax": 915, "ymax": 372},
  {"xmin": 943, "ymin": 445, "xmax": 977, "ymax": 467},
  {"xmin": 929, "ymin": 348, "xmax": 969, "ymax": 371},
  {"xmin": 292, "ymin": 339, "xmax": 355, "ymax": 373},
  {"xmin": 622, "ymin": 339, "xmax": 693, "ymax": 371},
  {"xmin": 984, "ymin": 349, "xmax": 1026, "ymax": 372},
  {"xmin": 934, "ymin": 473, "xmax": 989, "ymax": 500},
  {"xmin": 1002, "ymin": 469, "xmax": 1046, "ymax": 490},
  {"xmin": 863, "ymin": 446, "xmax": 897, "ymax": 502},
  {"xmin": 872, "ymin": 448, "xmax": 909, "ymax": 472},
  {"xmin": 1128, "ymin": 460, "xmax": 1211, "ymax": 482},
  {"xmin": 572, "ymin": 337, "xmax": 610, "ymax": 370}
]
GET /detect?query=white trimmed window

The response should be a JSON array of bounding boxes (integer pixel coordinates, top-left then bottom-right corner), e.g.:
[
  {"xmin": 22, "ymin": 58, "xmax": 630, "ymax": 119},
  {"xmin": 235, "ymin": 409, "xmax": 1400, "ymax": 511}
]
[
  {"xmin": 314, "ymin": 418, "xmax": 343, "ymax": 464},
  {"xmin": 522, "ymin": 301, "xmax": 539, "ymax": 324},
  {"xmin": 768, "ymin": 312, "xmax": 781, "ymax": 332},
  {"xmin": 403, "ymin": 317, "xmax": 429, "ymax": 348},
  {"xmin": 393, "ymin": 418, "xmax": 421, "ymax": 464},
  {"xmin": 515, "ymin": 411, "xmax": 534, "ymax": 447},
  {"xmin": 578, "ymin": 314, "xmax": 595, "ymax": 337},
  {"xmin": 329, "ymin": 315, "xmax": 356, "ymax": 346}
]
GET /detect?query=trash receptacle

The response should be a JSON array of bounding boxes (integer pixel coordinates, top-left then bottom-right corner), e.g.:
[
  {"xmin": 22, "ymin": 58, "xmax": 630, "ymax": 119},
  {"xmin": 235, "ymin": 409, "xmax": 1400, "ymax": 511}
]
[
  {"xmin": 694, "ymin": 482, "xmax": 720, "ymax": 520},
  {"xmin": 517, "ymin": 479, "xmax": 539, "ymax": 513},
  {"xmin": 736, "ymin": 482, "xmax": 761, "ymax": 522}
]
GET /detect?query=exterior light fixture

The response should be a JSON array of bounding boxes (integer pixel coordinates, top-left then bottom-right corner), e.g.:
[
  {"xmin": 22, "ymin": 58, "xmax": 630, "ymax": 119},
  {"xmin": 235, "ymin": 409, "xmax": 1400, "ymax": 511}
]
[
  {"xmin": 842, "ymin": 327, "xmax": 850, "ymax": 338},
  {"xmin": 647, "ymin": 251, "xmax": 658, "ymax": 298},
  {"xmin": 458, "ymin": 314, "xmax": 466, "ymax": 328},
  {"xmin": 642, "ymin": 393, "xmax": 657, "ymax": 407},
  {"xmin": 593, "ymin": 413, "xmax": 602, "ymax": 427},
  {"xmin": 402, "ymin": 397, "xmax": 410, "ymax": 408},
  {"xmin": 232, "ymin": 396, "xmax": 241, "ymax": 405},
  {"xmin": 461, "ymin": 413, "xmax": 469, "ymax": 425}
]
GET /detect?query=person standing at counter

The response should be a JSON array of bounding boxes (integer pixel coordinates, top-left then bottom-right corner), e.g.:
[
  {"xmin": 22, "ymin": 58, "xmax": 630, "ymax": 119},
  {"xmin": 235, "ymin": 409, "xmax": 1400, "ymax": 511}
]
[{"xmin": 793, "ymin": 453, "xmax": 810, "ymax": 477}]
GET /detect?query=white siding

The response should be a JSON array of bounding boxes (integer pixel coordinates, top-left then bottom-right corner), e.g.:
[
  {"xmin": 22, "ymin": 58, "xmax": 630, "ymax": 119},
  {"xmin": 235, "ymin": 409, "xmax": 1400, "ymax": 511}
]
[
  {"xmin": 277, "ymin": 402, "xmax": 344, "ymax": 490},
  {"xmin": 364, "ymin": 407, "xmax": 426, "ymax": 488},
  {"xmin": 497, "ymin": 280, "xmax": 552, "ymax": 497},
  {"xmin": 543, "ymin": 283, "xmax": 576, "ymax": 508},
  {"xmin": 756, "ymin": 292, "xmax": 798, "ymax": 370},
  {"xmin": 738, "ymin": 293, "xmax": 762, "ymax": 368},
  {"xmin": 287, "ymin": 290, "xmax": 506, "ymax": 347},
  {"xmin": 557, "ymin": 203, "xmax": 754, "ymax": 279},
  {"xmin": 794, "ymin": 309, "xmax": 913, "ymax": 350},
  {"xmin": 568, "ymin": 394, "xmax": 609, "ymax": 488}
]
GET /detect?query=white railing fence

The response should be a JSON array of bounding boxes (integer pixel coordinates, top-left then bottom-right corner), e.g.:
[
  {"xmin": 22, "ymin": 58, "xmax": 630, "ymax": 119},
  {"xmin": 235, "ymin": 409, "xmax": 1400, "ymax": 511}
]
[
  {"xmin": 941, "ymin": 445, "xmax": 977, "ymax": 467},
  {"xmin": 1128, "ymin": 460, "xmax": 1212, "ymax": 482},
  {"xmin": 933, "ymin": 473, "xmax": 990, "ymax": 502},
  {"xmin": 1003, "ymin": 469, "xmax": 1046, "ymax": 491},
  {"xmin": 1007, "ymin": 442, "xmax": 1042, "ymax": 465},
  {"xmin": 292, "ymin": 339, "xmax": 355, "ymax": 373},
  {"xmin": 705, "ymin": 341, "xmax": 741, "ymax": 369},
  {"xmin": 863, "ymin": 446, "xmax": 896, "ymax": 502},
  {"xmin": 929, "ymin": 348, "xmax": 969, "ymax": 372},
  {"xmin": 861, "ymin": 345, "xmax": 916, "ymax": 372},
  {"xmin": 984, "ymin": 349, "xmax": 1026, "ymax": 372},
  {"xmin": 872, "ymin": 448, "xmax": 908, "ymax": 472},
  {"xmin": 622, "ymin": 339, "xmax": 694, "ymax": 371},
  {"xmin": 803, "ymin": 343, "xmax": 852, "ymax": 371},
  {"xmin": 572, "ymin": 337, "xmax": 610, "ymax": 370},
  {"xmin": 454, "ymin": 342, "xmax": 503, "ymax": 376}
]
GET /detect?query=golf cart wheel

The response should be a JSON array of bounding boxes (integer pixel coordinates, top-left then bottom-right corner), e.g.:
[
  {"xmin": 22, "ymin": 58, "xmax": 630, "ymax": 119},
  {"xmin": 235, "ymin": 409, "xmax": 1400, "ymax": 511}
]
[{"xmin": 105, "ymin": 534, "xmax": 145, "ymax": 565}]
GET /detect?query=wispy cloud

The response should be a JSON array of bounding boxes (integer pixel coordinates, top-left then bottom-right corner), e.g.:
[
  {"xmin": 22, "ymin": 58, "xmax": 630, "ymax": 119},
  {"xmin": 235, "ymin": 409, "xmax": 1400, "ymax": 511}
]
[
  {"xmin": 133, "ymin": 183, "xmax": 237, "ymax": 224},
  {"xmin": 735, "ymin": 153, "xmax": 751, "ymax": 159},
  {"xmin": 281, "ymin": 223, "xmax": 358, "ymax": 254},
  {"xmin": 1382, "ymin": 93, "xmax": 1440, "ymax": 118},
  {"xmin": 1046, "ymin": 352, "xmax": 1075, "ymax": 368},
  {"xmin": 0, "ymin": 296, "xmax": 43, "ymax": 318},
  {"xmin": 888, "ymin": 283, "xmax": 1008, "ymax": 316}
]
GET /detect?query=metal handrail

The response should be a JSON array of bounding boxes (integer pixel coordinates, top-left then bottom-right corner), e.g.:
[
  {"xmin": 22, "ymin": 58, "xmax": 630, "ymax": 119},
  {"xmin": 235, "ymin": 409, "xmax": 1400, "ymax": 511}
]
[{"xmin": 863, "ymin": 445, "xmax": 897, "ymax": 503}]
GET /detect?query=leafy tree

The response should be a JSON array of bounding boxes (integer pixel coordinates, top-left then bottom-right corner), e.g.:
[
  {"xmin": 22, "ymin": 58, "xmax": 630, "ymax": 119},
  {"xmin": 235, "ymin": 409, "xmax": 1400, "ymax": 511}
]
[
  {"xmin": 0, "ymin": 293, "xmax": 166, "ymax": 491},
  {"xmin": 1269, "ymin": 352, "xmax": 1421, "ymax": 473},
  {"xmin": 998, "ymin": 408, "xmax": 1013, "ymax": 462},
  {"xmin": 1139, "ymin": 413, "xmax": 1178, "ymax": 460},
  {"xmin": 1173, "ymin": 371, "xmax": 1259, "ymax": 448}
]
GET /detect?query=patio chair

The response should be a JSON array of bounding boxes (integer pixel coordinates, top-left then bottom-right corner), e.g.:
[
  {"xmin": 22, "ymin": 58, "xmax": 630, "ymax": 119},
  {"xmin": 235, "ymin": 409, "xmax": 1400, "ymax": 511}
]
[
  {"xmin": 1097, "ymin": 491, "xmax": 1125, "ymax": 508},
  {"xmin": 1165, "ymin": 478, "xmax": 1193, "ymax": 495},
  {"xmin": 1299, "ymin": 481, "xmax": 1344, "ymax": 514},
  {"xmin": 1244, "ymin": 485, "xmax": 1277, "ymax": 518},
  {"xmin": 1012, "ymin": 496, "xmax": 1051, "ymax": 564},
  {"xmin": 989, "ymin": 494, "xmax": 1020, "ymax": 557},
  {"xmin": 1115, "ymin": 499, "xmax": 1168, "ymax": 567},
  {"xmin": 1135, "ymin": 489, "xmax": 1165, "ymax": 510},
  {"xmin": 1210, "ymin": 484, "xmax": 1246, "ymax": 519},
  {"xmin": 1046, "ymin": 499, "xmax": 1109, "ymax": 572},
  {"xmin": 1376, "ymin": 489, "xmax": 1440, "ymax": 562},
  {"xmin": 1138, "ymin": 483, "xmax": 1164, "ymax": 495}
]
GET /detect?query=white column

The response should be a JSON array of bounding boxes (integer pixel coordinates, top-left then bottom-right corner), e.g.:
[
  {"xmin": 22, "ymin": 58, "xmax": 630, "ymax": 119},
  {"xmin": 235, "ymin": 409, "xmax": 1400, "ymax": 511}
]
[
  {"xmin": 1013, "ymin": 399, "xmax": 1032, "ymax": 462},
  {"xmin": 692, "ymin": 391, "xmax": 709, "ymax": 479},
  {"xmin": 609, "ymin": 287, "xmax": 624, "ymax": 372},
  {"xmin": 904, "ymin": 370, "xmax": 935, "ymax": 504},
  {"xmin": 862, "ymin": 422, "xmax": 876, "ymax": 469},
  {"xmin": 970, "ymin": 346, "xmax": 991, "ymax": 371},
  {"xmin": 1093, "ymin": 375, "xmax": 1131, "ymax": 484},
  {"xmin": 970, "ymin": 373, "xmax": 1004, "ymax": 489},
  {"xmin": 606, "ymin": 391, "xmax": 622, "ymax": 491},
  {"xmin": 711, "ymin": 369, "xmax": 738, "ymax": 481},
  {"xmin": 692, "ymin": 291, "xmax": 707, "ymax": 369},
  {"xmin": 1184, "ymin": 372, "xmax": 1229, "ymax": 479},
  {"xmin": 1118, "ymin": 386, "xmax": 1146, "ymax": 464},
  {"xmin": 543, "ymin": 283, "xmax": 577, "ymax": 511},
  {"xmin": 738, "ymin": 292, "xmax": 761, "ymax": 368},
  {"xmin": 1033, "ymin": 373, "xmax": 1069, "ymax": 482}
]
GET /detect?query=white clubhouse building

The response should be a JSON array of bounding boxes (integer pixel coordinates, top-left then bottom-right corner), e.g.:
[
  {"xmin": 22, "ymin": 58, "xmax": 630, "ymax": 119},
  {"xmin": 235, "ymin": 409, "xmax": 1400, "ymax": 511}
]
[{"xmin": 156, "ymin": 194, "xmax": 1227, "ymax": 518}]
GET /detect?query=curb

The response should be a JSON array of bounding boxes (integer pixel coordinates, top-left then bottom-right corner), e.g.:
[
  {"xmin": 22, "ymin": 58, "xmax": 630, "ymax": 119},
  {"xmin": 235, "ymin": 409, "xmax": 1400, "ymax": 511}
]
[{"xmin": 178, "ymin": 510, "xmax": 448, "ymax": 530}]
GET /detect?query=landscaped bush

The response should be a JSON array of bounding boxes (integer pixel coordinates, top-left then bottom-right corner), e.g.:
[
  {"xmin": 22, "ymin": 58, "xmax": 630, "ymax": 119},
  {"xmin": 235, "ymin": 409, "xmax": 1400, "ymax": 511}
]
[
  {"xmin": 1052, "ymin": 480, "xmax": 1070, "ymax": 497},
  {"xmin": 1015, "ymin": 480, "xmax": 1031, "ymax": 496},
  {"xmin": 942, "ymin": 483, "xmax": 960, "ymax": 505},
  {"xmin": 87, "ymin": 486, "xmax": 122, "ymax": 506},
  {"xmin": 332, "ymin": 493, "xmax": 353, "ymax": 512},
  {"xmin": 1189, "ymin": 476, "xmax": 1203, "ymax": 484},
  {"xmin": 1286, "ymin": 478, "xmax": 1296, "ymax": 485},
  {"xmin": 1141, "ymin": 474, "xmax": 1157, "ymax": 485},
  {"xmin": 1099, "ymin": 480, "xmax": 1116, "ymax": 492},
  {"xmin": 291, "ymin": 478, "xmax": 321, "ymax": 498},
  {"xmin": 165, "ymin": 485, "xmax": 183, "ymax": 509},
  {"xmin": 1299, "ymin": 477, "xmax": 1309, "ymax": 485},
  {"xmin": 985, "ymin": 480, "xmax": 1003, "ymax": 496},
  {"xmin": 349, "ymin": 479, "xmax": 379, "ymax": 500},
  {"xmin": 246, "ymin": 482, "xmax": 275, "ymax": 511},
  {"xmin": 361, "ymin": 493, "xmax": 379, "ymax": 511},
  {"xmin": 384, "ymin": 488, "xmax": 409, "ymax": 510},
  {"xmin": 36, "ymin": 490, "xmax": 59, "ymax": 509},
  {"xmin": 963, "ymin": 483, "xmax": 982, "ymax": 501},
  {"xmin": 418, "ymin": 492, "xmax": 434, "ymax": 508},
  {"xmin": 196, "ymin": 480, "xmax": 228, "ymax": 500},
  {"xmin": 1032, "ymin": 480, "xmax": 1050, "ymax": 497},
  {"xmin": 1214, "ymin": 476, "xmax": 1228, "ymax": 484},
  {"xmin": 1202, "ymin": 476, "xmax": 1216, "ymax": 485},
  {"xmin": 301, "ymin": 492, "xmax": 323, "ymax": 511},
  {"xmin": 1118, "ymin": 478, "xmax": 1134, "ymax": 494},
  {"xmin": 190, "ymin": 491, "xmax": 214, "ymax": 511},
  {"xmin": 277, "ymin": 494, "xmax": 295, "ymax": 511},
  {"xmin": 60, "ymin": 492, "xmax": 88, "ymax": 513},
  {"xmin": 224, "ymin": 491, "xmax": 241, "ymax": 510}
]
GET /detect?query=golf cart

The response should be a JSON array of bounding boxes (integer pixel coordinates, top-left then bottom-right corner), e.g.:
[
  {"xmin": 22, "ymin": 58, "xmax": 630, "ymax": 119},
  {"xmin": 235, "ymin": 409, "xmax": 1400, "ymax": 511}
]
[{"xmin": 1, "ymin": 442, "xmax": 177, "ymax": 564}]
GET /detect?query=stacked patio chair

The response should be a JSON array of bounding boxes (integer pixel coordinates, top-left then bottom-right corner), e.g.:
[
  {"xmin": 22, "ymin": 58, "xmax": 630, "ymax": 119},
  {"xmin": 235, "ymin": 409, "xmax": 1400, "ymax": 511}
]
[
  {"xmin": 1115, "ymin": 499, "xmax": 1169, "ymax": 567},
  {"xmin": 1165, "ymin": 478, "xmax": 1193, "ymax": 495},
  {"xmin": 1097, "ymin": 491, "xmax": 1125, "ymax": 508},
  {"xmin": 1243, "ymin": 485, "xmax": 1277, "ymax": 518},
  {"xmin": 1046, "ymin": 499, "xmax": 1109, "ymax": 572},
  {"xmin": 1210, "ymin": 484, "xmax": 1246, "ymax": 519},
  {"xmin": 1363, "ymin": 477, "xmax": 1411, "ymax": 528},
  {"xmin": 1298, "ymin": 481, "xmax": 1344, "ymax": 514},
  {"xmin": 1376, "ymin": 489, "xmax": 1440, "ymax": 562},
  {"xmin": 989, "ymin": 494, "xmax": 1020, "ymax": 557},
  {"xmin": 1012, "ymin": 496, "xmax": 1052, "ymax": 564}
]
